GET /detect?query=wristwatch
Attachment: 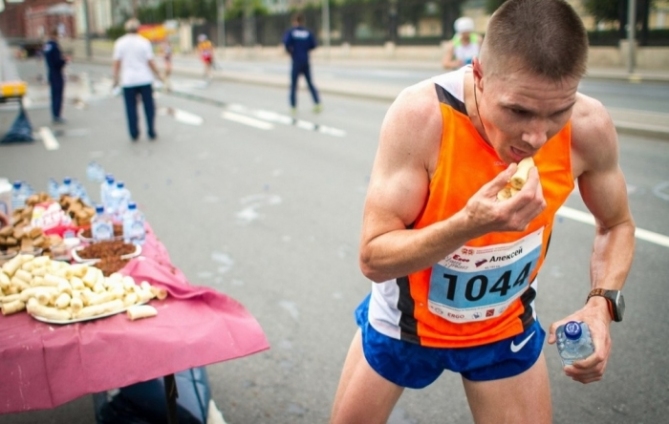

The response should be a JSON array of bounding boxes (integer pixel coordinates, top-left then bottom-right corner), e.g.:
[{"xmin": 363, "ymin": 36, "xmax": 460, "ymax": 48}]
[{"xmin": 587, "ymin": 288, "xmax": 625, "ymax": 322}]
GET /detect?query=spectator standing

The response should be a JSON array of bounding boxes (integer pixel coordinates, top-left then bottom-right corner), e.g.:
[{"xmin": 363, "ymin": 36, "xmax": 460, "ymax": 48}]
[
  {"xmin": 197, "ymin": 34, "xmax": 215, "ymax": 80},
  {"xmin": 442, "ymin": 17, "xmax": 482, "ymax": 69},
  {"xmin": 283, "ymin": 13, "xmax": 321, "ymax": 115},
  {"xmin": 162, "ymin": 39, "xmax": 173, "ymax": 91},
  {"xmin": 43, "ymin": 28, "xmax": 67, "ymax": 124},
  {"xmin": 112, "ymin": 19, "xmax": 162, "ymax": 142}
]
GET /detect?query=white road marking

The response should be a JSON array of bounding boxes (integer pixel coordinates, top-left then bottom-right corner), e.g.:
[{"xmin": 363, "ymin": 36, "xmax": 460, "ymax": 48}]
[
  {"xmin": 221, "ymin": 111, "xmax": 273, "ymax": 130},
  {"xmin": 557, "ymin": 206, "xmax": 669, "ymax": 248},
  {"xmin": 38, "ymin": 126, "xmax": 59, "ymax": 150},
  {"xmin": 173, "ymin": 109, "xmax": 204, "ymax": 125}
]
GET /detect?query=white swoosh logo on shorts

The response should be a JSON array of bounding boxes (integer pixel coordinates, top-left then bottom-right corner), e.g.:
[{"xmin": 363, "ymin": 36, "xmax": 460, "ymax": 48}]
[{"xmin": 510, "ymin": 331, "xmax": 535, "ymax": 353}]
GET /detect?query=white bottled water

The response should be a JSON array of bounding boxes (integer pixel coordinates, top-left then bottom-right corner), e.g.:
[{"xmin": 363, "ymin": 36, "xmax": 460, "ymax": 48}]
[
  {"xmin": 109, "ymin": 181, "xmax": 131, "ymax": 221},
  {"xmin": 556, "ymin": 321, "xmax": 595, "ymax": 366},
  {"xmin": 86, "ymin": 161, "xmax": 106, "ymax": 183},
  {"xmin": 58, "ymin": 177, "xmax": 73, "ymax": 198},
  {"xmin": 100, "ymin": 174, "xmax": 115, "ymax": 211},
  {"xmin": 11, "ymin": 181, "xmax": 26, "ymax": 210},
  {"xmin": 91, "ymin": 205, "xmax": 114, "ymax": 241},
  {"xmin": 122, "ymin": 202, "xmax": 145, "ymax": 245},
  {"xmin": 47, "ymin": 178, "xmax": 60, "ymax": 200}
]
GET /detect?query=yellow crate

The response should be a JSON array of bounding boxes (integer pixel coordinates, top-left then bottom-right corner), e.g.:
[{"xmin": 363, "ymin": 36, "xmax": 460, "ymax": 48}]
[{"xmin": 0, "ymin": 81, "xmax": 27, "ymax": 98}]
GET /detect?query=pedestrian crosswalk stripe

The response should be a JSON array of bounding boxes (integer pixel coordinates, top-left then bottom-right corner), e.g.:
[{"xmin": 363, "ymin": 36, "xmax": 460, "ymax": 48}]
[
  {"xmin": 221, "ymin": 111, "xmax": 274, "ymax": 130},
  {"xmin": 39, "ymin": 126, "xmax": 59, "ymax": 150}
]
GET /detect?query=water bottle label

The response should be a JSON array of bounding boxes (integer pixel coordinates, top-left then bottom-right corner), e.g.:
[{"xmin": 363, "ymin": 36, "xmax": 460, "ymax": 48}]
[
  {"xmin": 93, "ymin": 222, "xmax": 113, "ymax": 240},
  {"xmin": 427, "ymin": 228, "xmax": 544, "ymax": 323}
]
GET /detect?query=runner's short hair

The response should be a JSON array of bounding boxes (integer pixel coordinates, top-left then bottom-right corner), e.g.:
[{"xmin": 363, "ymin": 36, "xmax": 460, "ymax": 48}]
[
  {"xmin": 294, "ymin": 13, "xmax": 304, "ymax": 25},
  {"xmin": 481, "ymin": 0, "xmax": 588, "ymax": 80}
]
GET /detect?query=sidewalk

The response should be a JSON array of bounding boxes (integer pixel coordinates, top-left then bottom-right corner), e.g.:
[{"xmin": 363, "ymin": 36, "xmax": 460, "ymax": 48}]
[{"xmin": 83, "ymin": 51, "xmax": 669, "ymax": 141}]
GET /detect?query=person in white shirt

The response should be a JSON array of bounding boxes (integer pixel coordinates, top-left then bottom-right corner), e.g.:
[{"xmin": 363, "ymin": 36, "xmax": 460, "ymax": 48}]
[
  {"xmin": 442, "ymin": 17, "xmax": 482, "ymax": 69},
  {"xmin": 112, "ymin": 18, "xmax": 162, "ymax": 141}
]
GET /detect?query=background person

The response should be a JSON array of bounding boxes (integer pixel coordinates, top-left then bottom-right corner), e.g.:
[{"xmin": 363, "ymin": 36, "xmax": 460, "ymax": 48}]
[
  {"xmin": 197, "ymin": 34, "xmax": 215, "ymax": 80},
  {"xmin": 282, "ymin": 13, "xmax": 321, "ymax": 115},
  {"xmin": 442, "ymin": 16, "xmax": 481, "ymax": 69},
  {"xmin": 330, "ymin": 0, "xmax": 635, "ymax": 423},
  {"xmin": 112, "ymin": 18, "xmax": 162, "ymax": 142},
  {"xmin": 43, "ymin": 28, "xmax": 67, "ymax": 124}
]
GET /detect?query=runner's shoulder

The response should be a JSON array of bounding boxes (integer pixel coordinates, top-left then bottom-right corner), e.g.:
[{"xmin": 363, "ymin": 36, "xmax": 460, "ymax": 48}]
[{"xmin": 571, "ymin": 93, "xmax": 618, "ymax": 171}]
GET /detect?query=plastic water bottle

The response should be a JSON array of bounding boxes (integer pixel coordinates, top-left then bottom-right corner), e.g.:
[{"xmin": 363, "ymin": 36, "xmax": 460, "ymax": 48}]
[
  {"xmin": 556, "ymin": 321, "xmax": 595, "ymax": 366},
  {"xmin": 100, "ymin": 174, "xmax": 115, "ymax": 210},
  {"xmin": 122, "ymin": 202, "xmax": 146, "ymax": 245},
  {"xmin": 58, "ymin": 177, "xmax": 73, "ymax": 198},
  {"xmin": 11, "ymin": 181, "xmax": 26, "ymax": 210},
  {"xmin": 109, "ymin": 181, "xmax": 131, "ymax": 221},
  {"xmin": 71, "ymin": 178, "xmax": 91, "ymax": 205},
  {"xmin": 47, "ymin": 178, "xmax": 60, "ymax": 200},
  {"xmin": 86, "ymin": 161, "xmax": 106, "ymax": 183},
  {"xmin": 91, "ymin": 205, "xmax": 114, "ymax": 241}
]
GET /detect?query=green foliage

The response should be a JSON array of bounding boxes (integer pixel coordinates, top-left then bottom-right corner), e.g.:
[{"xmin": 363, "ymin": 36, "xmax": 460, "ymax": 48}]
[
  {"xmin": 225, "ymin": 0, "xmax": 269, "ymax": 20},
  {"xmin": 485, "ymin": 0, "xmax": 508, "ymax": 14},
  {"xmin": 106, "ymin": 24, "xmax": 126, "ymax": 40},
  {"xmin": 136, "ymin": 0, "xmax": 219, "ymax": 24},
  {"xmin": 584, "ymin": 0, "xmax": 622, "ymax": 24}
]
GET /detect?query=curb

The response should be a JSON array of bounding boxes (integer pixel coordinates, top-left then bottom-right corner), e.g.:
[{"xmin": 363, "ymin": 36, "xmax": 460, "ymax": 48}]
[{"xmin": 77, "ymin": 57, "xmax": 669, "ymax": 141}]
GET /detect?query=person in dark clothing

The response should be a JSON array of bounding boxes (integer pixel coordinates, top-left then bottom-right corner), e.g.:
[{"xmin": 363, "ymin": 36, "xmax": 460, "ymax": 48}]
[
  {"xmin": 43, "ymin": 28, "xmax": 67, "ymax": 124},
  {"xmin": 283, "ymin": 13, "xmax": 321, "ymax": 115}
]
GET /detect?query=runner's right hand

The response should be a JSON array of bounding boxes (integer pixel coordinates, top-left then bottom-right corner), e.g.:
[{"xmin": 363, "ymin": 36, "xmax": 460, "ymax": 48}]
[{"xmin": 463, "ymin": 163, "xmax": 546, "ymax": 234}]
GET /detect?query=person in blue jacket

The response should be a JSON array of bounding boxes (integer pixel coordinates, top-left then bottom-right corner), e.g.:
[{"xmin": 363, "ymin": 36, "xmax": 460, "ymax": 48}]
[
  {"xmin": 43, "ymin": 28, "xmax": 67, "ymax": 124},
  {"xmin": 283, "ymin": 13, "xmax": 321, "ymax": 115}
]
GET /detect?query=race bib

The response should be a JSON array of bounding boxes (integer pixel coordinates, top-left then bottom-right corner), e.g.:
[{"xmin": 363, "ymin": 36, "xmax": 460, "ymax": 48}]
[{"xmin": 428, "ymin": 228, "xmax": 543, "ymax": 323}]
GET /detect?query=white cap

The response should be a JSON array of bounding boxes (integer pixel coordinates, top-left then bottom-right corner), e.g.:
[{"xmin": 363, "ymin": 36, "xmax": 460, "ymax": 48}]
[
  {"xmin": 454, "ymin": 17, "xmax": 475, "ymax": 34},
  {"xmin": 198, "ymin": 34, "xmax": 207, "ymax": 42}
]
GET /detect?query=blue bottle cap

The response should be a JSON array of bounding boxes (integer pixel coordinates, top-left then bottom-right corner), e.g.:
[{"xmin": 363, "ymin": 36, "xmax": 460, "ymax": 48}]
[
  {"xmin": 116, "ymin": 181, "xmax": 125, "ymax": 188},
  {"xmin": 63, "ymin": 177, "xmax": 72, "ymax": 184},
  {"xmin": 105, "ymin": 174, "xmax": 115, "ymax": 183},
  {"xmin": 564, "ymin": 321, "xmax": 582, "ymax": 340},
  {"xmin": 12, "ymin": 181, "xmax": 21, "ymax": 189},
  {"xmin": 95, "ymin": 205, "xmax": 104, "ymax": 214},
  {"xmin": 127, "ymin": 202, "xmax": 137, "ymax": 210}
]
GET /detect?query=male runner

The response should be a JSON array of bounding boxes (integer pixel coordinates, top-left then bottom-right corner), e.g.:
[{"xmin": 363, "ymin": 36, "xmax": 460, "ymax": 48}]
[{"xmin": 330, "ymin": 1, "xmax": 635, "ymax": 423}]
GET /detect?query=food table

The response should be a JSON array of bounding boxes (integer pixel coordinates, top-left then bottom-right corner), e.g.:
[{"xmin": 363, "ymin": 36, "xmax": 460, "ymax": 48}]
[{"xmin": 0, "ymin": 224, "xmax": 269, "ymax": 415}]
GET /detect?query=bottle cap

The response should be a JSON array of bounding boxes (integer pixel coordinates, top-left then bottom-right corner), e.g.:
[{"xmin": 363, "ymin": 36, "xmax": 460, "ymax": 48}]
[
  {"xmin": 12, "ymin": 181, "xmax": 21, "ymax": 189},
  {"xmin": 128, "ymin": 202, "xmax": 137, "ymax": 210},
  {"xmin": 63, "ymin": 177, "xmax": 72, "ymax": 184},
  {"xmin": 95, "ymin": 205, "xmax": 104, "ymax": 214},
  {"xmin": 105, "ymin": 174, "xmax": 115, "ymax": 183},
  {"xmin": 564, "ymin": 321, "xmax": 582, "ymax": 340},
  {"xmin": 116, "ymin": 181, "xmax": 125, "ymax": 188}
]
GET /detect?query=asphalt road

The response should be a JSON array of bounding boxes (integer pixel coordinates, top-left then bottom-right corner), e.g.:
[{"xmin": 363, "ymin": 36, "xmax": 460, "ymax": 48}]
[{"xmin": 1, "ymin": 60, "xmax": 668, "ymax": 424}]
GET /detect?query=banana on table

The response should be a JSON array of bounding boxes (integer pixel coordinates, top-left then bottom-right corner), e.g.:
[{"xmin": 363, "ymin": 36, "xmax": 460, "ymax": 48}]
[{"xmin": 0, "ymin": 254, "xmax": 165, "ymax": 322}]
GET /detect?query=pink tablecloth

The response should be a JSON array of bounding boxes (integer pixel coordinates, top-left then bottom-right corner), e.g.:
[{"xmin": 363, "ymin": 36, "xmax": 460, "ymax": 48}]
[{"xmin": 0, "ymin": 227, "xmax": 269, "ymax": 414}]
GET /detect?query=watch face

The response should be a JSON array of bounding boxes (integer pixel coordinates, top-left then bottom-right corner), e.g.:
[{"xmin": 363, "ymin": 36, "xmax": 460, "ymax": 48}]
[{"xmin": 612, "ymin": 291, "xmax": 625, "ymax": 322}]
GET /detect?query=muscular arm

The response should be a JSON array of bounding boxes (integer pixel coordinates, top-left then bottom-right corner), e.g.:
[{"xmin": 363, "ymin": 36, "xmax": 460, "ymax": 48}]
[
  {"xmin": 573, "ymin": 95, "xmax": 635, "ymax": 315},
  {"xmin": 550, "ymin": 95, "xmax": 635, "ymax": 383},
  {"xmin": 359, "ymin": 82, "xmax": 543, "ymax": 282}
]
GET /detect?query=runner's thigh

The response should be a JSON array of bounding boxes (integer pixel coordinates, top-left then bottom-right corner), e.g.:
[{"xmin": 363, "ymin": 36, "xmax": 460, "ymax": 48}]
[
  {"xmin": 462, "ymin": 352, "xmax": 552, "ymax": 424},
  {"xmin": 330, "ymin": 329, "xmax": 403, "ymax": 424}
]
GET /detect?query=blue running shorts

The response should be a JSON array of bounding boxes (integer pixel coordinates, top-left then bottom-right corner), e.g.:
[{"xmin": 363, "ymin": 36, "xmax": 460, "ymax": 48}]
[{"xmin": 355, "ymin": 294, "xmax": 545, "ymax": 389}]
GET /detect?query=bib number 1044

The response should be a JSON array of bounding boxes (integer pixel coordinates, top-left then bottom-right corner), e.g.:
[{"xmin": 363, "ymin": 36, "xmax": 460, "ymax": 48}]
[{"xmin": 440, "ymin": 261, "xmax": 532, "ymax": 302}]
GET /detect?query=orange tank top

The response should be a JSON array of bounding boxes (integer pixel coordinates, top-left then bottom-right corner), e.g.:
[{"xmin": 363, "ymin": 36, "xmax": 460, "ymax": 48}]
[{"xmin": 367, "ymin": 68, "xmax": 574, "ymax": 348}]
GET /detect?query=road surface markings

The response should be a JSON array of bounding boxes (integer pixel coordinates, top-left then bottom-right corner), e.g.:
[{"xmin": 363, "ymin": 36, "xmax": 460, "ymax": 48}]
[
  {"xmin": 38, "ymin": 126, "xmax": 59, "ymax": 150},
  {"xmin": 227, "ymin": 104, "xmax": 346, "ymax": 137},
  {"xmin": 558, "ymin": 206, "xmax": 669, "ymax": 248},
  {"xmin": 221, "ymin": 111, "xmax": 274, "ymax": 130}
]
